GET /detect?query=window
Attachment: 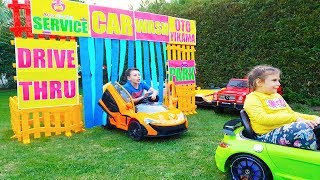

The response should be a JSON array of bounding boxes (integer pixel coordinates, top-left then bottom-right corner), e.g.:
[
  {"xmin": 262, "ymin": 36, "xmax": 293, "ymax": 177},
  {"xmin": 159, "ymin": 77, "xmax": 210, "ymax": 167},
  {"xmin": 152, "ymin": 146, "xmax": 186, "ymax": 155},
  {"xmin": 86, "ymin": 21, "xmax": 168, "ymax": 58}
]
[{"xmin": 114, "ymin": 83, "xmax": 132, "ymax": 103}]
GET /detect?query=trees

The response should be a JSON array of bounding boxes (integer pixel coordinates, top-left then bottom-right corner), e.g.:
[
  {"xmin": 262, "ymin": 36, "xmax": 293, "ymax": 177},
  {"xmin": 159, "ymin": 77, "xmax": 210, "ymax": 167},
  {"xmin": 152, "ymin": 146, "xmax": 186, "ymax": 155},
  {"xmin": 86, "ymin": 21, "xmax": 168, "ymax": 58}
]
[
  {"xmin": 0, "ymin": 0, "xmax": 15, "ymax": 88},
  {"xmin": 141, "ymin": 0, "xmax": 320, "ymax": 105},
  {"xmin": 0, "ymin": 0, "xmax": 13, "ymax": 45}
]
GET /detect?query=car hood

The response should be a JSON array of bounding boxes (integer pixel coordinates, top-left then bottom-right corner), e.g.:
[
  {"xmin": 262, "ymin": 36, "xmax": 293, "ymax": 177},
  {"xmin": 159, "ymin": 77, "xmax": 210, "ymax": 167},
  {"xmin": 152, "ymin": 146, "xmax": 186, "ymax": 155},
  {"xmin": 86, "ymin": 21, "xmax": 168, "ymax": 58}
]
[
  {"xmin": 195, "ymin": 89, "xmax": 220, "ymax": 96},
  {"xmin": 219, "ymin": 88, "xmax": 248, "ymax": 95},
  {"xmin": 134, "ymin": 103, "xmax": 186, "ymax": 126}
]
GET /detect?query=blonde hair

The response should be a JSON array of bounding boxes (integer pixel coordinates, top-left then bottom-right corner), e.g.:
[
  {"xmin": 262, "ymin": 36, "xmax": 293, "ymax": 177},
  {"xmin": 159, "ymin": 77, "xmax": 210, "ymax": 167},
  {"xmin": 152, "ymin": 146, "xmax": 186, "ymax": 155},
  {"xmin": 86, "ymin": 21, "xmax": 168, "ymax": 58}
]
[{"xmin": 247, "ymin": 65, "xmax": 281, "ymax": 90}]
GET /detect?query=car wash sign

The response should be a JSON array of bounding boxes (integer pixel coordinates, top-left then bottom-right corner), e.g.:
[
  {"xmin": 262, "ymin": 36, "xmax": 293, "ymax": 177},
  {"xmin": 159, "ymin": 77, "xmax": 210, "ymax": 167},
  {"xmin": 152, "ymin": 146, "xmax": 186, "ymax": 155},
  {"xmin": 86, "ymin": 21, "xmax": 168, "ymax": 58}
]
[
  {"xmin": 168, "ymin": 60, "xmax": 196, "ymax": 85},
  {"xmin": 30, "ymin": 0, "xmax": 196, "ymax": 45}
]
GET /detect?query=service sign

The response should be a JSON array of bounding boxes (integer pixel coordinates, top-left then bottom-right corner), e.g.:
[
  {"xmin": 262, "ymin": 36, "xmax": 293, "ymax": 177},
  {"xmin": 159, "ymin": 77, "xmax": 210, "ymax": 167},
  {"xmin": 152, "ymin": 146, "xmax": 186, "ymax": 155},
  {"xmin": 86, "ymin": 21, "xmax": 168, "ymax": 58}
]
[
  {"xmin": 15, "ymin": 38, "xmax": 79, "ymax": 109},
  {"xmin": 168, "ymin": 60, "xmax": 196, "ymax": 85},
  {"xmin": 31, "ymin": 0, "xmax": 90, "ymax": 37}
]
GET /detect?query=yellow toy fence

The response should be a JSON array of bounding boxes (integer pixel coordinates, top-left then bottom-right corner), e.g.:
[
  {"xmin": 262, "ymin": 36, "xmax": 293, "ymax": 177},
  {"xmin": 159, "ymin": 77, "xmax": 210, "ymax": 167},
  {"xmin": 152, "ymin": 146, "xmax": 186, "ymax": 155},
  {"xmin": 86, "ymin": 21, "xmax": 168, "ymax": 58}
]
[
  {"xmin": 9, "ymin": 96, "xmax": 84, "ymax": 144},
  {"xmin": 166, "ymin": 44, "xmax": 197, "ymax": 115}
]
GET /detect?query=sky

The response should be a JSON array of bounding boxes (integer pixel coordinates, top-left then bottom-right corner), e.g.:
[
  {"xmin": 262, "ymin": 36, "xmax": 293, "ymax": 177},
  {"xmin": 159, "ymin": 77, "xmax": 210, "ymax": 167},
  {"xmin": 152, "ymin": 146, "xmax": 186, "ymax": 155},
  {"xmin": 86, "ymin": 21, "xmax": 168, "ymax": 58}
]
[
  {"xmin": 4, "ymin": 0, "xmax": 172, "ymax": 10},
  {"xmin": 3, "ymin": 0, "xmax": 146, "ymax": 10},
  {"xmin": 85, "ymin": 0, "xmax": 143, "ymax": 10}
]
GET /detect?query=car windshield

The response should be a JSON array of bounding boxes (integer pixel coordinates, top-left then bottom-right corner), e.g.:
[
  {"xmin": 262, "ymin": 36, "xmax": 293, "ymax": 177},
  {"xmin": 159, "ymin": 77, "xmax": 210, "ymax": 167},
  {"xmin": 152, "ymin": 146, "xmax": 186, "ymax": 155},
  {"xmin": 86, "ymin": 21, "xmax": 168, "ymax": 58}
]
[
  {"xmin": 227, "ymin": 80, "xmax": 248, "ymax": 88},
  {"xmin": 114, "ymin": 83, "xmax": 132, "ymax": 103},
  {"xmin": 135, "ymin": 103, "xmax": 168, "ymax": 113}
]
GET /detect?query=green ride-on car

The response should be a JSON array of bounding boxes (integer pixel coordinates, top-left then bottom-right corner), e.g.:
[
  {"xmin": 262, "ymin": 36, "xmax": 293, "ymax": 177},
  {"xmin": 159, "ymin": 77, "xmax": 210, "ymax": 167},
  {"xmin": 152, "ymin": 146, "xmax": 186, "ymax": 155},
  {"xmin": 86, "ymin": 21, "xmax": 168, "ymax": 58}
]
[{"xmin": 215, "ymin": 110, "xmax": 320, "ymax": 180}]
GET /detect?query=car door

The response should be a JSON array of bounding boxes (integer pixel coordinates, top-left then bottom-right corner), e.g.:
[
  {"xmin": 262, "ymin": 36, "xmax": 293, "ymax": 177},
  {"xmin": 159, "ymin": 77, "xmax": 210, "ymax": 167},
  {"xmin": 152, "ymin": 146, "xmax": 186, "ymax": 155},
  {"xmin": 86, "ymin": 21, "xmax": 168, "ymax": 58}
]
[
  {"xmin": 100, "ymin": 83, "xmax": 131, "ymax": 129},
  {"xmin": 265, "ymin": 144, "xmax": 320, "ymax": 180},
  {"xmin": 112, "ymin": 83, "xmax": 135, "ymax": 127}
]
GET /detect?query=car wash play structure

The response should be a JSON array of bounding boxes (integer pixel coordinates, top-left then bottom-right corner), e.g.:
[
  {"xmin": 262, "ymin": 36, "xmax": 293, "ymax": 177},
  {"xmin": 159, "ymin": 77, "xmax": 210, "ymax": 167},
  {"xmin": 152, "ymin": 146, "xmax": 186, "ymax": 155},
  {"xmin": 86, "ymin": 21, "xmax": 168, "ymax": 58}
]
[{"xmin": 7, "ymin": 0, "xmax": 197, "ymax": 143}]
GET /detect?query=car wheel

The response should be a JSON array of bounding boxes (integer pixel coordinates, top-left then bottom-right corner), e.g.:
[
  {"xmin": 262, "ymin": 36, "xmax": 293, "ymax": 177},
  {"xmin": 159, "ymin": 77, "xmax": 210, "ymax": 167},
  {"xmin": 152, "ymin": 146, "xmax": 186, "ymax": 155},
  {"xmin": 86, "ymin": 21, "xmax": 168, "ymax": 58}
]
[
  {"xmin": 128, "ymin": 121, "xmax": 147, "ymax": 141},
  {"xmin": 213, "ymin": 107, "xmax": 224, "ymax": 113},
  {"xmin": 229, "ymin": 154, "xmax": 272, "ymax": 180}
]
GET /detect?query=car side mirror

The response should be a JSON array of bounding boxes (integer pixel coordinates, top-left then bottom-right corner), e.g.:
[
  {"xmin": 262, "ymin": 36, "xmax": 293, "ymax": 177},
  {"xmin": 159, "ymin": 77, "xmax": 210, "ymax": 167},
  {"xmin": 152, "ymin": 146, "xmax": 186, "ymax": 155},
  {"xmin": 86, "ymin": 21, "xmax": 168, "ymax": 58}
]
[{"xmin": 126, "ymin": 103, "xmax": 133, "ymax": 109}]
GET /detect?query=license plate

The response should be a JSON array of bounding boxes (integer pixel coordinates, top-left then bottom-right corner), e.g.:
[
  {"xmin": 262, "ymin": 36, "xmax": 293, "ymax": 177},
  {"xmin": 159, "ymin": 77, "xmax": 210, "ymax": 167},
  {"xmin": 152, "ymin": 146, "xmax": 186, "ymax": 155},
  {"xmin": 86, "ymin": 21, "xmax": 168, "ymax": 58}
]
[
  {"xmin": 222, "ymin": 102, "xmax": 231, "ymax": 105},
  {"xmin": 219, "ymin": 95, "xmax": 235, "ymax": 100}
]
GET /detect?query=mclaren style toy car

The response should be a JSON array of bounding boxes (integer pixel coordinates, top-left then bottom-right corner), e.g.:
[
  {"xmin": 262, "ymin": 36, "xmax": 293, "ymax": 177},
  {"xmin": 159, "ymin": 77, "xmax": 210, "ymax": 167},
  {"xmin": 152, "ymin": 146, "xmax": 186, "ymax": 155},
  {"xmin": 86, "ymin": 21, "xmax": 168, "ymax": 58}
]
[
  {"xmin": 215, "ymin": 110, "xmax": 320, "ymax": 180},
  {"xmin": 98, "ymin": 82, "xmax": 188, "ymax": 141},
  {"xmin": 195, "ymin": 87, "xmax": 221, "ymax": 107}
]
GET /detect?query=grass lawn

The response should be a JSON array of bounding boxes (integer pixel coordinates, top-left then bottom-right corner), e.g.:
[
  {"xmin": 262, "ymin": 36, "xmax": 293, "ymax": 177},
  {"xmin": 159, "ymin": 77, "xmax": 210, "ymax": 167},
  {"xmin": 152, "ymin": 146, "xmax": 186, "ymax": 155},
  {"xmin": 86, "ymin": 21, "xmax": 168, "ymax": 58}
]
[
  {"xmin": 0, "ymin": 89, "xmax": 317, "ymax": 179},
  {"xmin": 0, "ymin": 89, "xmax": 233, "ymax": 179}
]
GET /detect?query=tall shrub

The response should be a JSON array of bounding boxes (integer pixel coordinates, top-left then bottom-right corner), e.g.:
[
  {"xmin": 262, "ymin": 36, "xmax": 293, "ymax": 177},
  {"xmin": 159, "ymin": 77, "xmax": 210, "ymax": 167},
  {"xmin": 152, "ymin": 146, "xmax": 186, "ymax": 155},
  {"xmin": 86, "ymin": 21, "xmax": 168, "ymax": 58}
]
[{"xmin": 142, "ymin": 0, "xmax": 320, "ymax": 105}]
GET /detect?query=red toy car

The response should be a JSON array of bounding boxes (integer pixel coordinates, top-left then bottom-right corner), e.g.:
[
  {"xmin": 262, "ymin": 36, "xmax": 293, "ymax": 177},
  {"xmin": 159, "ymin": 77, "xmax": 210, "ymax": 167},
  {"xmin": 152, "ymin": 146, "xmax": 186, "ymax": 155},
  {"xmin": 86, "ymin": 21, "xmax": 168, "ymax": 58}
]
[
  {"xmin": 212, "ymin": 78, "xmax": 283, "ymax": 113},
  {"xmin": 212, "ymin": 78, "xmax": 249, "ymax": 113}
]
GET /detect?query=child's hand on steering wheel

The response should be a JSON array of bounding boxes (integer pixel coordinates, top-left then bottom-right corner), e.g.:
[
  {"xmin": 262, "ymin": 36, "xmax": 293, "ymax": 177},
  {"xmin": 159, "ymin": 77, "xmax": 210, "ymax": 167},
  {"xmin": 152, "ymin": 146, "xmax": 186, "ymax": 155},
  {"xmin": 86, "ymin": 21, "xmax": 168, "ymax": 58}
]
[
  {"xmin": 150, "ymin": 93, "xmax": 157, "ymax": 100},
  {"xmin": 143, "ymin": 92, "xmax": 150, "ymax": 98}
]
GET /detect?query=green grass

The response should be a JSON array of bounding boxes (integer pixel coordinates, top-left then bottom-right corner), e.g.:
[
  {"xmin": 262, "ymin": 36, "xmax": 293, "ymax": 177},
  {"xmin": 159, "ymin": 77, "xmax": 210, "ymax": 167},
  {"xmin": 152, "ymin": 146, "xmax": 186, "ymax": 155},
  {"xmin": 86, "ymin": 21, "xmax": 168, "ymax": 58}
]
[
  {"xmin": 1, "ymin": 89, "xmax": 318, "ymax": 179},
  {"xmin": 0, "ymin": 89, "xmax": 232, "ymax": 179}
]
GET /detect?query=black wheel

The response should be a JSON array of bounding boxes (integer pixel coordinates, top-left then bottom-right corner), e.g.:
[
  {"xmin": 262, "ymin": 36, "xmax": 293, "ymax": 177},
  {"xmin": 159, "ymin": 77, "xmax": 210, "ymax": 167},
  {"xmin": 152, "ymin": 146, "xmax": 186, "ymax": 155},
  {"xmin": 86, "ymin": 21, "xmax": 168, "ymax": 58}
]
[
  {"xmin": 128, "ymin": 121, "xmax": 147, "ymax": 141},
  {"xmin": 103, "ymin": 116, "xmax": 115, "ymax": 129},
  {"xmin": 213, "ymin": 107, "xmax": 224, "ymax": 113},
  {"xmin": 229, "ymin": 154, "xmax": 272, "ymax": 180}
]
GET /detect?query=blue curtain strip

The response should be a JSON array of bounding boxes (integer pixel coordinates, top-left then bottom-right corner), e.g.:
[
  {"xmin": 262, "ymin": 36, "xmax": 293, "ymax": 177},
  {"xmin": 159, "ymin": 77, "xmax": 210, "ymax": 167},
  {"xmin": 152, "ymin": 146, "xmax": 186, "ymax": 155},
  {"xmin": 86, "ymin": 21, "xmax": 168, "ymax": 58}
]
[
  {"xmin": 79, "ymin": 37, "xmax": 94, "ymax": 128},
  {"xmin": 111, "ymin": 39, "xmax": 120, "ymax": 83},
  {"xmin": 149, "ymin": 41, "xmax": 158, "ymax": 90},
  {"xmin": 135, "ymin": 40, "xmax": 143, "ymax": 79},
  {"xmin": 79, "ymin": 39, "xmax": 170, "ymax": 128},
  {"xmin": 156, "ymin": 42, "xmax": 164, "ymax": 102},
  {"xmin": 119, "ymin": 40, "xmax": 127, "ymax": 81},
  {"xmin": 128, "ymin": 40, "xmax": 135, "ymax": 68},
  {"xmin": 143, "ymin": 41, "xmax": 151, "ymax": 86},
  {"xmin": 93, "ymin": 38, "xmax": 104, "ymax": 126},
  {"xmin": 104, "ymin": 39, "xmax": 112, "ymax": 82}
]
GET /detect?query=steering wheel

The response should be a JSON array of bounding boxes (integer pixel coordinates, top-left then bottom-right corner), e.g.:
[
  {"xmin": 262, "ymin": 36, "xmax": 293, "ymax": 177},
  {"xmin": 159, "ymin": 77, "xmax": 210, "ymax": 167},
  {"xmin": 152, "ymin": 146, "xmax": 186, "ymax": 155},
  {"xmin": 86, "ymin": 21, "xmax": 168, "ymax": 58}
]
[
  {"xmin": 139, "ymin": 93, "xmax": 152, "ymax": 103},
  {"xmin": 138, "ymin": 93, "xmax": 159, "ymax": 104}
]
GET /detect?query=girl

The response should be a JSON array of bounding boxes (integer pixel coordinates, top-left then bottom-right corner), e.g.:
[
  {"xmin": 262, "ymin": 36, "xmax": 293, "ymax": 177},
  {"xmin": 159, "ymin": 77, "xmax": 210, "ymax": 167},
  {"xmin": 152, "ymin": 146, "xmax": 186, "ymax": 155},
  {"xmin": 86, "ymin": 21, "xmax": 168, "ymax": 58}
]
[{"xmin": 244, "ymin": 65, "xmax": 320, "ymax": 150}]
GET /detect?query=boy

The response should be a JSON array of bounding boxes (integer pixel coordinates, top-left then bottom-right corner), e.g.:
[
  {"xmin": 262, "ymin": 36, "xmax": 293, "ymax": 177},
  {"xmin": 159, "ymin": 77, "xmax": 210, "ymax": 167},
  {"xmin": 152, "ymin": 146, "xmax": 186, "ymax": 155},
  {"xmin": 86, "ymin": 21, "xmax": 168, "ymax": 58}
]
[{"xmin": 123, "ymin": 68, "xmax": 158, "ymax": 104}]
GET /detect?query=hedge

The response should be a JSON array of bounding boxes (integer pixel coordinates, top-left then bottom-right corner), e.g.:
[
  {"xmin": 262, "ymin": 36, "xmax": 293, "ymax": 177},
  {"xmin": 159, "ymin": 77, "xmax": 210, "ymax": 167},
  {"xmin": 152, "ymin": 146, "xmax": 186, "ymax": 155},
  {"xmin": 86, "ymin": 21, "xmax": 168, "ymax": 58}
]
[{"xmin": 143, "ymin": 0, "xmax": 320, "ymax": 105}]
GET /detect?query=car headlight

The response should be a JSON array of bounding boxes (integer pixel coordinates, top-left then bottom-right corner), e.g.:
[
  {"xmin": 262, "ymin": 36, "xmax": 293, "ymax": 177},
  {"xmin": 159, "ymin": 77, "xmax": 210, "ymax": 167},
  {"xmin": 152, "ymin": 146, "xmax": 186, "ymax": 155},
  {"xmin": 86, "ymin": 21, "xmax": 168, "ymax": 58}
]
[
  {"xmin": 177, "ymin": 112, "xmax": 187, "ymax": 121},
  {"xmin": 144, "ymin": 118, "xmax": 159, "ymax": 124}
]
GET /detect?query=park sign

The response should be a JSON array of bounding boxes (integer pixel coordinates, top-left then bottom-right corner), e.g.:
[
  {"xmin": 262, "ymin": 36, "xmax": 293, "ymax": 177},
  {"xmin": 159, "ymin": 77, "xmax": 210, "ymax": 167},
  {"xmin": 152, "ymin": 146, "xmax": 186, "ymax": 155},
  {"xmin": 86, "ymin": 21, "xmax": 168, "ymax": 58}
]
[
  {"xmin": 168, "ymin": 60, "xmax": 196, "ymax": 85},
  {"xmin": 30, "ymin": 0, "xmax": 196, "ymax": 45},
  {"xmin": 15, "ymin": 38, "xmax": 79, "ymax": 109}
]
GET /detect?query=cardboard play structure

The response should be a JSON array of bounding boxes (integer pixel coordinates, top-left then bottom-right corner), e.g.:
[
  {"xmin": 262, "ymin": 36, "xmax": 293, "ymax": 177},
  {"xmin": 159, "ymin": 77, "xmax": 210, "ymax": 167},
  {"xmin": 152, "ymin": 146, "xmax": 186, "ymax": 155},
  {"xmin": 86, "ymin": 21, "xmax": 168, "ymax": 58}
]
[{"xmin": 8, "ymin": 0, "xmax": 197, "ymax": 143}]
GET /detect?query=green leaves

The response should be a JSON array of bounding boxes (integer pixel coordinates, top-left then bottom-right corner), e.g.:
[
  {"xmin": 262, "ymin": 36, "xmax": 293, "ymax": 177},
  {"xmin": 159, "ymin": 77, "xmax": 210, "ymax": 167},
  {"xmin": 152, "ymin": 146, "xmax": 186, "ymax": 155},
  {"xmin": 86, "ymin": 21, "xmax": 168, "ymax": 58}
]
[{"xmin": 142, "ymin": 0, "xmax": 320, "ymax": 105}]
